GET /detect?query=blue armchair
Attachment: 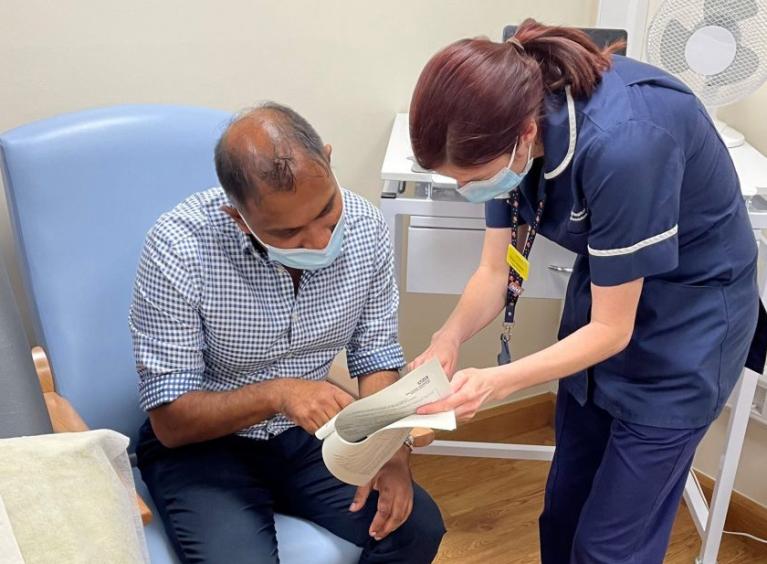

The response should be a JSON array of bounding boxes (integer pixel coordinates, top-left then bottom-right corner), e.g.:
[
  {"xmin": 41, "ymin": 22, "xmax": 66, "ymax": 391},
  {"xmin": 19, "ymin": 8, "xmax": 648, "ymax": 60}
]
[{"xmin": 0, "ymin": 105, "xmax": 362, "ymax": 563}]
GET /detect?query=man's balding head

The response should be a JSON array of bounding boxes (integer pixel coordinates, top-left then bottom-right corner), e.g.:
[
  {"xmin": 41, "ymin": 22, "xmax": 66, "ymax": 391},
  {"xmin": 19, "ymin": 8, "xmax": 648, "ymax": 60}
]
[{"xmin": 215, "ymin": 102, "xmax": 330, "ymax": 207}]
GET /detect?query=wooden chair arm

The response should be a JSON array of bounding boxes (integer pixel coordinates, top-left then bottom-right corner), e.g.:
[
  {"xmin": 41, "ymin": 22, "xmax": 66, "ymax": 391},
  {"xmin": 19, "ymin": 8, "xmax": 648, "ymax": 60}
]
[
  {"xmin": 410, "ymin": 427, "xmax": 435, "ymax": 448},
  {"xmin": 43, "ymin": 390, "xmax": 90, "ymax": 434},
  {"xmin": 32, "ymin": 346, "xmax": 54, "ymax": 393},
  {"xmin": 31, "ymin": 347, "xmax": 153, "ymax": 525}
]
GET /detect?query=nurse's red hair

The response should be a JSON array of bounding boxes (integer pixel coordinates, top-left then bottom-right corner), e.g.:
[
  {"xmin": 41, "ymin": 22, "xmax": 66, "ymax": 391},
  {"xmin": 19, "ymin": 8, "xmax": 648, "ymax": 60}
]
[{"xmin": 410, "ymin": 19, "xmax": 624, "ymax": 169}]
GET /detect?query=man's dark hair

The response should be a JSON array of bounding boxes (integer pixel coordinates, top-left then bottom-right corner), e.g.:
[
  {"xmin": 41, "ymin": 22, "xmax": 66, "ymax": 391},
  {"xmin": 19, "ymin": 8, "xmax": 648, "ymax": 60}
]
[{"xmin": 215, "ymin": 102, "xmax": 329, "ymax": 206}]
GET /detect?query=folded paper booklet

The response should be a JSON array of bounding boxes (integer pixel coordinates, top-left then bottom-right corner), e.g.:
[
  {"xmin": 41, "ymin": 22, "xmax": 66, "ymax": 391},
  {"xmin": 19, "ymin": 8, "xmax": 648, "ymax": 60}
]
[{"xmin": 315, "ymin": 359, "xmax": 456, "ymax": 485}]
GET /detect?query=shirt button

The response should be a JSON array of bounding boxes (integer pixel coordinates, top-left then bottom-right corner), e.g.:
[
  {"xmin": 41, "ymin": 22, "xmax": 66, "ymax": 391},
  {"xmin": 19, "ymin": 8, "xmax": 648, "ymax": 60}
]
[{"xmin": 292, "ymin": 312, "xmax": 299, "ymax": 322}]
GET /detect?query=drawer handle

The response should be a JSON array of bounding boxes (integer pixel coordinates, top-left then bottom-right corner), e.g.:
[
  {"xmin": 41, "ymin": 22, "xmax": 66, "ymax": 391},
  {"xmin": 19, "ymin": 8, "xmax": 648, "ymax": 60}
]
[{"xmin": 547, "ymin": 265, "xmax": 574, "ymax": 274}]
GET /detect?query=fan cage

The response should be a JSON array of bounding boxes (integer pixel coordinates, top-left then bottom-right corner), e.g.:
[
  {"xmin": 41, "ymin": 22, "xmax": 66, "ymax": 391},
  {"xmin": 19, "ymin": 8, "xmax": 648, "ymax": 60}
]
[{"xmin": 647, "ymin": 0, "xmax": 767, "ymax": 107}]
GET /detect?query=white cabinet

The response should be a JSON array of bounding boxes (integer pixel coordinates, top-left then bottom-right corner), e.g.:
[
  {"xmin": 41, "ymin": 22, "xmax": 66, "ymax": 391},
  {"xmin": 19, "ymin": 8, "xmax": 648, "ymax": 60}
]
[{"xmin": 405, "ymin": 216, "xmax": 574, "ymax": 298}]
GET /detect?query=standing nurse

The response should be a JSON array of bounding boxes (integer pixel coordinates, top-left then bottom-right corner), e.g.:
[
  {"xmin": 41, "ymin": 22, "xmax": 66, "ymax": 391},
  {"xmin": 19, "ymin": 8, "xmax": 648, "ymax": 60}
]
[{"xmin": 410, "ymin": 19, "xmax": 767, "ymax": 564}]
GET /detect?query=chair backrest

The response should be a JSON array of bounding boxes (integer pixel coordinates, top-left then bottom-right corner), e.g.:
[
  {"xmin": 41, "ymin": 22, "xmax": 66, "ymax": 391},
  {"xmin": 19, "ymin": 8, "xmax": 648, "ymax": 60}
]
[
  {"xmin": 0, "ymin": 105, "xmax": 231, "ymax": 444},
  {"xmin": 0, "ymin": 253, "xmax": 53, "ymax": 438},
  {"xmin": 502, "ymin": 25, "xmax": 629, "ymax": 55}
]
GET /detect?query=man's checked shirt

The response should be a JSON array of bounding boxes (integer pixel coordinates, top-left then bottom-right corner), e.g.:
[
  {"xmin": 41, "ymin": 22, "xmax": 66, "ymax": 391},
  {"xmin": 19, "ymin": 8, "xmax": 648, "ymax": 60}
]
[{"xmin": 129, "ymin": 187, "xmax": 405, "ymax": 439}]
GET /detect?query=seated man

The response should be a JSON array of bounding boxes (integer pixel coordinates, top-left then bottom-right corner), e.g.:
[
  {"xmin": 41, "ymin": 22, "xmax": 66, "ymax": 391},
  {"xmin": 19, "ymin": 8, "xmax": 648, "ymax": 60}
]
[{"xmin": 130, "ymin": 102, "xmax": 445, "ymax": 563}]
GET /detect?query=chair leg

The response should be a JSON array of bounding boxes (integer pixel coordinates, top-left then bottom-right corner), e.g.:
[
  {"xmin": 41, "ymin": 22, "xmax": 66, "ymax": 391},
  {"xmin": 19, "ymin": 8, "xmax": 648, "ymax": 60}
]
[
  {"xmin": 684, "ymin": 472, "xmax": 708, "ymax": 539},
  {"xmin": 696, "ymin": 369, "xmax": 759, "ymax": 564}
]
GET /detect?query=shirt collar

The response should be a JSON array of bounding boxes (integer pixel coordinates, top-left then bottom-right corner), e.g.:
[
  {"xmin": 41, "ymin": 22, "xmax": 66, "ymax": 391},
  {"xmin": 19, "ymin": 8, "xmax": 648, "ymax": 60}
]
[
  {"xmin": 232, "ymin": 223, "xmax": 264, "ymax": 257},
  {"xmin": 541, "ymin": 85, "xmax": 578, "ymax": 181},
  {"xmin": 216, "ymin": 210, "xmax": 266, "ymax": 260},
  {"xmin": 246, "ymin": 233, "xmax": 268, "ymax": 257}
]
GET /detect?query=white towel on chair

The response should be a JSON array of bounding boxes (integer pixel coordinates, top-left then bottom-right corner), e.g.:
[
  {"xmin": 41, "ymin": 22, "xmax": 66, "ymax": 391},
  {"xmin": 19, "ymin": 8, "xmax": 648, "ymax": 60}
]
[
  {"xmin": 0, "ymin": 494, "xmax": 24, "ymax": 563},
  {"xmin": 0, "ymin": 429, "xmax": 149, "ymax": 564}
]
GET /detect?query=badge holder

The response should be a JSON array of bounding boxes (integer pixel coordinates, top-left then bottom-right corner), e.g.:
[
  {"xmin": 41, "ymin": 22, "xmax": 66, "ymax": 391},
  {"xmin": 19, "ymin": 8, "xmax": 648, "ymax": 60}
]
[{"xmin": 498, "ymin": 191, "xmax": 543, "ymax": 366}]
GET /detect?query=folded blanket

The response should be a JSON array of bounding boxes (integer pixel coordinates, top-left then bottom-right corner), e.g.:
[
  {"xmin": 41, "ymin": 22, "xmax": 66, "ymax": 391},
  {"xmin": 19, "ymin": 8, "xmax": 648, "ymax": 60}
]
[
  {"xmin": 0, "ymin": 429, "xmax": 149, "ymax": 563},
  {"xmin": 0, "ymin": 494, "xmax": 24, "ymax": 563}
]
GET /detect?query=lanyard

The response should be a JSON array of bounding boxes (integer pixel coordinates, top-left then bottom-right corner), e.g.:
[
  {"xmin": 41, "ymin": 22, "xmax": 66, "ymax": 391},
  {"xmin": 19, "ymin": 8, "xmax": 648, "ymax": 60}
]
[{"xmin": 498, "ymin": 189, "xmax": 545, "ymax": 365}]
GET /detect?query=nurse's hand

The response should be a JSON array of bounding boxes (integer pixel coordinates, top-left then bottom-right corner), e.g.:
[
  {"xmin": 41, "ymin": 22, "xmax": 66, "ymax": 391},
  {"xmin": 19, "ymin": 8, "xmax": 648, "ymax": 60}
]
[
  {"xmin": 416, "ymin": 367, "xmax": 501, "ymax": 422},
  {"xmin": 408, "ymin": 331, "xmax": 461, "ymax": 378}
]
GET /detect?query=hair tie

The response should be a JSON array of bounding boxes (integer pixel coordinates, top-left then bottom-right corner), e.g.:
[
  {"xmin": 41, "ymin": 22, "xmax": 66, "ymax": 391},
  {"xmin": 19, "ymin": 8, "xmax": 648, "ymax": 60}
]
[{"xmin": 506, "ymin": 36, "xmax": 525, "ymax": 54}]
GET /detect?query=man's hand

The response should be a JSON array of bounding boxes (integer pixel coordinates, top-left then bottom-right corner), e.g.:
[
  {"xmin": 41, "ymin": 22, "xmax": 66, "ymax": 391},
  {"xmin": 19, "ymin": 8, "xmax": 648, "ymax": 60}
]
[
  {"xmin": 276, "ymin": 379, "xmax": 354, "ymax": 434},
  {"xmin": 349, "ymin": 447, "xmax": 413, "ymax": 541}
]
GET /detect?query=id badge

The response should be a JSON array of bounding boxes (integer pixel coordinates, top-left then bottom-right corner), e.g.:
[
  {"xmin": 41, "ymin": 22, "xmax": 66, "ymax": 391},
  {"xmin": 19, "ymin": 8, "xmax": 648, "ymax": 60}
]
[{"xmin": 506, "ymin": 244, "xmax": 530, "ymax": 281}]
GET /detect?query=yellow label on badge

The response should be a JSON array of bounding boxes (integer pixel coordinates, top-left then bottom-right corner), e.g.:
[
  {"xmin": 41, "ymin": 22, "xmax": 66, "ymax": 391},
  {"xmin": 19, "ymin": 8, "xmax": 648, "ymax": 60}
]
[{"xmin": 506, "ymin": 244, "xmax": 530, "ymax": 281}]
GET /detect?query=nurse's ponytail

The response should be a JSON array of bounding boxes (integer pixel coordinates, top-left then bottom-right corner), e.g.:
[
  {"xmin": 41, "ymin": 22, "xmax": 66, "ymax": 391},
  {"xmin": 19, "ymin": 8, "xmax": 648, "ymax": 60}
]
[
  {"xmin": 410, "ymin": 19, "xmax": 624, "ymax": 170},
  {"xmin": 512, "ymin": 18, "xmax": 622, "ymax": 97}
]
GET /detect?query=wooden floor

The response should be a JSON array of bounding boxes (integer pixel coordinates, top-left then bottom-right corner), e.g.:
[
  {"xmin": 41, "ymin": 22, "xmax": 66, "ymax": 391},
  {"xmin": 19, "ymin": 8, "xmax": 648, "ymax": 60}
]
[{"xmin": 411, "ymin": 417, "xmax": 767, "ymax": 563}]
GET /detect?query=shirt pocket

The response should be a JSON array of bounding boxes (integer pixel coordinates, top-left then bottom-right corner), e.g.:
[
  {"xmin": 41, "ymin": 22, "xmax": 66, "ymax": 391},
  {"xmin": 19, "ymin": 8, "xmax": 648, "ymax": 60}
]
[
  {"xmin": 625, "ymin": 279, "xmax": 727, "ymax": 392},
  {"xmin": 566, "ymin": 205, "xmax": 590, "ymax": 234},
  {"xmin": 564, "ymin": 205, "xmax": 591, "ymax": 253}
]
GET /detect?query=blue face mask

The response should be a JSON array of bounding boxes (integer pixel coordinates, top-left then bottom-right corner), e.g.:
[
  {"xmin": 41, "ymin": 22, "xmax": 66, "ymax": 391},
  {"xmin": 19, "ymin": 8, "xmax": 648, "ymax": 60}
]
[
  {"xmin": 240, "ymin": 192, "xmax": 346, "ymax": 271},
  {"xmin": 457, "ymin": 140, "xmax": 533, "ymax": 203}
]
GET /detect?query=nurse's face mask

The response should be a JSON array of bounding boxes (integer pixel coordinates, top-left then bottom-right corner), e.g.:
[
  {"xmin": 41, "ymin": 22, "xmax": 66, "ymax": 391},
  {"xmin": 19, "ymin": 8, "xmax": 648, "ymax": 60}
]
[
  {"xmin": 237, "ymin": 186, "xmax": 346, "ymax": 271},
  {"xmin": 457, "ymin": 139, "xmax": 533, "ymax": 203}
]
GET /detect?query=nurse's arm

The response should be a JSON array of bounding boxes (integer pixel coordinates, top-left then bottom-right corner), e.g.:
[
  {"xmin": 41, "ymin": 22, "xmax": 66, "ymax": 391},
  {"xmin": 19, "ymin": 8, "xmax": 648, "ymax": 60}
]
[
  {"xmin": 409, "ymin": 227, "xmax": 512, "ymax": 374},
  {"xmin": 498, "ymin": 278, "xmax": 643, "ymax": 395},
  {"xmin": 418, "ymin": 278, "xmax": 643, "ymax": 419}
]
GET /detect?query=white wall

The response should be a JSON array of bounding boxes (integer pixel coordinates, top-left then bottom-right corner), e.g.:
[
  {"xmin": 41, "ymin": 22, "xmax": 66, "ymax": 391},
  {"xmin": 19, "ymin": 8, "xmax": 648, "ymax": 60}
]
[
  {"xmin": 2, "ymin": 0, "xmax": 766, "ymax": 506},
  {"xmin": 0, "ymin": 0, "xmax": 595, "ymax": 361}
]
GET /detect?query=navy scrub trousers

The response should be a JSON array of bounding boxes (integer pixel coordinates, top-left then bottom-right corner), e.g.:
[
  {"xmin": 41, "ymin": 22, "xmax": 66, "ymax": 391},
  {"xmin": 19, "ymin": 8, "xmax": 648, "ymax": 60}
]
[{"xmin": 539, "ymin": 388, "xmax": 707, "ymax": 564}]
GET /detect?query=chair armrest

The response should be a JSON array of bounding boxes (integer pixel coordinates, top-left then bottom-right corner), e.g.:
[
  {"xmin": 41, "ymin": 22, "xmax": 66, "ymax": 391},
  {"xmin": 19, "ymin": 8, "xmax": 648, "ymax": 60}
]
[
  {"xmin": 31, "ymin": 347, "xmax": 153, "ymax": 525},
  {"xmin": 42, "ymin": 390, "xmax": 90, "ymax": 433},
  {"xmin": 410, "ymin": 427, "xmax": 435, "ymax": 448},
  {"xmin": 32, "ymin": 346, "xmax": 55, "ymax": 393}
]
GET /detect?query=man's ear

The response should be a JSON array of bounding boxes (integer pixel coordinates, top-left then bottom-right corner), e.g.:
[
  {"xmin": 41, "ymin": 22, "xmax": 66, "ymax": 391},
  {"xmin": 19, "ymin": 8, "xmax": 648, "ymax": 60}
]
[
  {"xmin": 220, "ymin": 204, "xmax": 249, "ymax": 234},
  {"xmin": 324, "ymin": 144, "xmax": 333, "ymax": 163}
]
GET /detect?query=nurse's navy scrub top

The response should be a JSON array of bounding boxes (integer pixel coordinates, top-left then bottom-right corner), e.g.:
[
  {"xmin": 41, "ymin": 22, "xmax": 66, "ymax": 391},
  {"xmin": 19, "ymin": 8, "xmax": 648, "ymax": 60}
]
[{"xmin": 485, "ymin": 55, "xmax": 766, "ymax": 429}]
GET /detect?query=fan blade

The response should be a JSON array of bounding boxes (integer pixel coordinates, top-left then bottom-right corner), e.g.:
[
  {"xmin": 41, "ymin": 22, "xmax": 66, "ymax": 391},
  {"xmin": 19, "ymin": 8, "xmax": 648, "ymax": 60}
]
[
  {"xmin": 710, "ymin": 45, "xmax": 759, "ymax": 86},
  {"xmin": 704, "ymin": 0, "xmax": 759, "ymax": 25},
  {"xmin": 660, "ymin": 19, "xmax": 692, "ymax": 74},
  {"xmin": 703, "ymin": 11, "xmax": 743, "ymax": 43}
]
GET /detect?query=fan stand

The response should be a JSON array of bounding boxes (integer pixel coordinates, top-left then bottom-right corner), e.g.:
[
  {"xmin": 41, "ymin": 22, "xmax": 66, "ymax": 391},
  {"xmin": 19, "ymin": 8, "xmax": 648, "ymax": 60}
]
[{"xmin": 710, "ymin": 107, "xmax": 746, "ymax": 148}]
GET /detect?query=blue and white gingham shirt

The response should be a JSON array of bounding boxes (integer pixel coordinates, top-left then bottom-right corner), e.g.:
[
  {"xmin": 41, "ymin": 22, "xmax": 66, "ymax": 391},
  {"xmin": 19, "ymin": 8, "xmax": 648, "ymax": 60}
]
[{"xmin": 129, "ymin": 187, "xmax": 405, "ymax": 439}]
